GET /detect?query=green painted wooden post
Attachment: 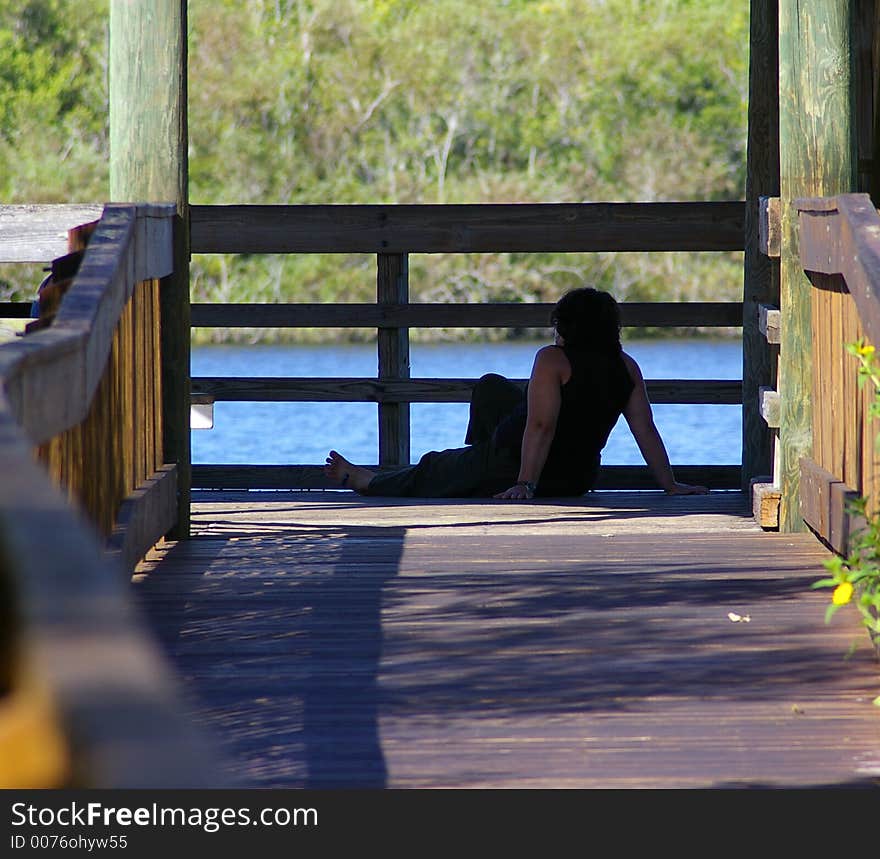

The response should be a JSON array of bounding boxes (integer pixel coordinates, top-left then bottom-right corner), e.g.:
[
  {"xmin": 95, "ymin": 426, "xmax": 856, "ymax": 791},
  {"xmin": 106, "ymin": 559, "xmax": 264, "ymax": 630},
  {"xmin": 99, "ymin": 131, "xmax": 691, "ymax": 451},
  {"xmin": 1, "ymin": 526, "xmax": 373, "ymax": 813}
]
[
  {"xmin": 777, "ymin": 0, "xmax": 855, "ymax": 531},
  {"xmin": 741, "ymin": 0, "xmax": 779, "ymax": 491},
  {"xmin": 109, "ymin": 0, "xmax": 190, "ymax": 537}
]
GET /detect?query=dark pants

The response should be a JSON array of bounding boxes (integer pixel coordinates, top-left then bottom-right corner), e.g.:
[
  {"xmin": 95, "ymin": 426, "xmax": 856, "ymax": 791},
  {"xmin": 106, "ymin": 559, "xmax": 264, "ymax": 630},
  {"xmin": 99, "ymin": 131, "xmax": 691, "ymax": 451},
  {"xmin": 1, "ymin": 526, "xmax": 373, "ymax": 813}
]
[{"xmin": 364, "ymin": 374, "xmax": 524, "ymax": 498}]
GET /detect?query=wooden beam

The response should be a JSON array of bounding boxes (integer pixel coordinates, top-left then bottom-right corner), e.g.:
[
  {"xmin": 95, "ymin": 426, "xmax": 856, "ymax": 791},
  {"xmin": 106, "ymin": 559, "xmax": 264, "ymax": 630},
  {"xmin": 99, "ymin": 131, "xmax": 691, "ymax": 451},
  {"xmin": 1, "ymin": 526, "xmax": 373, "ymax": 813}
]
[
  {"xmin": 110, "ymin": 0, "xmax": 190, "ymax": 538},
  {"xmin": 734, "ymin": 2, "xmax": 779, "ymax": 498},
  {"xmin": 377, "ymin": 254, "xmax": 410, "ymax": 466},
  {"xmin": 799, "ymin": 456, "xmax": 863, "ymax": 553},
  {"xmin": 191, "ymin": 463, "xmax": 742, "ymax": 491},
  {"xmin": 778, "ymin": 0, "xmax": 855, "ymax": 531},
  {"xmin": 0, "ymin": 205, "xmax": 103, "ymax": 263},
  {"xmin": 751, "ymin": 478, "xmax": 781, "ymax": 529},
  {"xmin": 759, "ymin": 386, "xmax": 780, "ymax": 427},
  {"xmin": 796, "ymin": 194, "xmax": 880, "ymax": 351},
  {"xmin": 109, "ymin": 1, "xmax": 188, "ymax": 207},
  {"xmin": 0, "ymin": 207, "xmax": 173, "ymax": 445},
  {"xmin": 190, "ymin": 376, "xmax": 743, "ymax": 405},
  {"xmin": 758, "ymin": 196, "xmax": 781, "ymax": 258},
  {"xmin": 758, "ymin": 304, "xmax": 781, "ymax": 343},
  {"xmin": 189, "ymin": 301, "xmax": 745, "ymax": 330},
  {"xmin": 189, "ymin": 201, "xmax": 746, "ymax": 255},
  {"xmin": 105, "ymin": 464, "xmax": 178, "ymax": 576}
]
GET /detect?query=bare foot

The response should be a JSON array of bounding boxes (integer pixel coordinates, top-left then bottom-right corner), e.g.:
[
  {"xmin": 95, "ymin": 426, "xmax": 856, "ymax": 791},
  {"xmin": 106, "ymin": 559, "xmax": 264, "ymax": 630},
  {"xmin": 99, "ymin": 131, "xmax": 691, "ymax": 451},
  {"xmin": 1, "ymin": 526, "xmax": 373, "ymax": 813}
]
[{"xmin": 324, "ymin": 450, "xmax": 375, "ymax": 492}]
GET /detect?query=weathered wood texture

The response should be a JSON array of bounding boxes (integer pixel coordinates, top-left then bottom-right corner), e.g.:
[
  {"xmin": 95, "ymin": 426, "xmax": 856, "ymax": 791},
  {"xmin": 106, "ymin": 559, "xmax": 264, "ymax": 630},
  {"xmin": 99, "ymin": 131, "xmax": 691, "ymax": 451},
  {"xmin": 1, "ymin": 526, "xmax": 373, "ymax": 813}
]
[
  {"xmin": 109, "ymin": 1, "xmax": 188, "ymax": 207},
  {"xmin": 0, "ymin": 204, "xmax": 216, "ymax": 787},
  {"xmin": 106, "ymin": 464, "xmax": 179, "ymax": 576},
  {"xmin": 800, "ymin": 457, "xmax": 864, "ymax": 554},
  {"xmin": 759, "ymin": 303, "xmax": 781, "ymax": 343},
  {"xmin": 110, "ymin": 0, "xmax": 190, "ymax": 539},
  {"xmin": 741, "ymin": 0, "xmax": 780, "ymax": 490},
  {"xmin": 190, "ymin": 300, "xmax": 744, "ymax": 329},
  {"xmin": 759, "ymin": 196, "xmax": 781, "ymax": 258},
  {"xmin": 36, "ymin": 277, "xmax": 166, "ymax": 539},
  {"xmin": 2, "ymin": 206, "xmax": 173, "ymax": 443},
  {"xmin": 777, "ymin": 0, "xmax": 855, "ymax": 531},
  {"xmin": 751, "ymin": 478, "xmax": 782, "ymax": 528},
  {"xmin": 14, "ymin": 208, "xmax": 176, "ymax": 550},
  {"xmin": 796, "ymin": 195, "xmax": 880, "ymax": 543},
  {"xmin": 0, "ymin": 205, "xmax": 104, "ymax": 263},
  {"xmin": 190, "ymin": 201, "xmax": 746, "ymax": 255},
  {"xmin": 133, "ymin": 491, "xmax": 880, "ymax": 788}
]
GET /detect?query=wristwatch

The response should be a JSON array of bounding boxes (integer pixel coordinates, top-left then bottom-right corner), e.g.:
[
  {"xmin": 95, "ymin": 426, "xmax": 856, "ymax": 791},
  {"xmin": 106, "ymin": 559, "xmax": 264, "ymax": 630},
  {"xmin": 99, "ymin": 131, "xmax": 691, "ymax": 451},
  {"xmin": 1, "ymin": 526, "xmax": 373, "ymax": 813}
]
[{"xmin": 517, "ymin": 481, "xmax": 537, "ymax": 497}]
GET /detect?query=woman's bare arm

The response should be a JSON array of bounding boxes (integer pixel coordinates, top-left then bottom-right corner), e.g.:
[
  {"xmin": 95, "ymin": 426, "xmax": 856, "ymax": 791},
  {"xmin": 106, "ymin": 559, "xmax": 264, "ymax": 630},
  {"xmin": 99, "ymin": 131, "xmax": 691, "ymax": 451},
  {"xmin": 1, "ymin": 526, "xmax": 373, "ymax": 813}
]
[{"xmin": 494, "ymin": 346, "xmax": 567, "ymax": 500}]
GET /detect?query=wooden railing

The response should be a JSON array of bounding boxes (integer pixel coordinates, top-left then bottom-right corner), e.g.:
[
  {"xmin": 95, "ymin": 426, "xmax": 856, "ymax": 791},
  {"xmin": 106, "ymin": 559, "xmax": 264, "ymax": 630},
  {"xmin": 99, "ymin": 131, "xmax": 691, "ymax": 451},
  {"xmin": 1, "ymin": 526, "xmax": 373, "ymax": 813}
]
[
  {"xmin": 797, "ymin": 193, "xmax": 880, "ymax": 552},
  {"xmin": 0, "ymin": 204, "xmax": 215, "ymax": 787},
  {"xmin": 189, "ymin": 200, "xmax": 748, "ymax": 491}
]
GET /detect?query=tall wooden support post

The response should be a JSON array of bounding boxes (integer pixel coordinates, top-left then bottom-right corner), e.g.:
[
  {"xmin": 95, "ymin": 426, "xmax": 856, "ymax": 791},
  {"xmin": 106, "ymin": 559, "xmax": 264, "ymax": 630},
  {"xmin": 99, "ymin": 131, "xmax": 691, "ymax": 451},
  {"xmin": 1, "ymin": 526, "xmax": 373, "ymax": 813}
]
[
  {"xmin": 872, "ymin": 0, "xmax": 880, "ymax": 205},
  {"xmin": 741, "ymin": 0, "xmax": 780, "ymax": 490},
  {"xmin": 853, "ymin": 0, "xmax": 877, "ymax": 197},
  {"xmin": 777, "ymin": 0, "xmax": 855, "ymax": 531},
  {"xmin": 109, "ymin": 0, "xmax": 190, "ymax": 537},
  {"xmin": 377, "ymin": 254, "xmax": 411, "ymax": 467}
]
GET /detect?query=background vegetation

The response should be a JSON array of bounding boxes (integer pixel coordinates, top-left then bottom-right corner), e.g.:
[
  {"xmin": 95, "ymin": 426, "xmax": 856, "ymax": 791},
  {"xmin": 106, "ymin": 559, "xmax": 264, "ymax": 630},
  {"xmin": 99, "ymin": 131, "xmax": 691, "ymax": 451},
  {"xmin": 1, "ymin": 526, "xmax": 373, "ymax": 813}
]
[{"xmin": 1, "ymin": 0, "xmax": 749, "ymax": 342}]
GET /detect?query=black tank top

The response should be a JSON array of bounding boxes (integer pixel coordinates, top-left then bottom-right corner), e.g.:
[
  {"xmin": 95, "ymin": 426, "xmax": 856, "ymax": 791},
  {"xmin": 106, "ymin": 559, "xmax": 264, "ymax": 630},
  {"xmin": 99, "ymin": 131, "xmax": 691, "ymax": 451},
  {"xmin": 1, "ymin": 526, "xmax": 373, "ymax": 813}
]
[{"xmin": 493, "ymin": 344, "xmax": 635, "ymax": 495}]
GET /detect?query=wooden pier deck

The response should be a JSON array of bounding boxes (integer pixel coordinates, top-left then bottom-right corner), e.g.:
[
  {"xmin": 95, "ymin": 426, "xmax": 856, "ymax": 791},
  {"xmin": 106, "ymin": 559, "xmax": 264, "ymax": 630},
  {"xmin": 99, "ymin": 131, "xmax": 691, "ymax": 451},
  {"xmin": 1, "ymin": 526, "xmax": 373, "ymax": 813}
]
[{"xmin": 133, "ymin": 490, "xmax": 880, "ymax": 789}]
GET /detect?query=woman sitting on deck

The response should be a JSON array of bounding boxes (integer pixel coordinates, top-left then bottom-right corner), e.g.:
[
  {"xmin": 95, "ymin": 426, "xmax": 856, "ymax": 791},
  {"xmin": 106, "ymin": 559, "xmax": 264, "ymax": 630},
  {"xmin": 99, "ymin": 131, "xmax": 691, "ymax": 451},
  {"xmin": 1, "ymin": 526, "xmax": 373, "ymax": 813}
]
[{"xmin": 325, "ymin": 287, "xmax": 709, "ymax": 500}]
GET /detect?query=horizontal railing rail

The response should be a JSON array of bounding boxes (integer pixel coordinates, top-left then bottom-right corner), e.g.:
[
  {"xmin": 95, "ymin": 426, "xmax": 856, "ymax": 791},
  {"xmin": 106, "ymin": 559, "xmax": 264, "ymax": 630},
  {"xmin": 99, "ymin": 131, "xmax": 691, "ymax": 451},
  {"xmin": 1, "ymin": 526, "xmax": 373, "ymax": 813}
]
[
  {"xmin": 190, "ymin": 201, "xmax": 746, "ymax": 254},
  {"xmin": 189, "ymin": 300, "xmax": 744, "ymax": 329},
  {"xmin": 191, "ymin": 376, "xmax": 742, "ymax": 405},
  {"xmin": 189, "ymin": 201, "xmax": 746, "ymax": 492},
  {"xmin": 191, "ymin": 463, "xmax": 744, "ymax": 492},
  {"xmin": 0, "ymin": 204, "xmax": 217, "ymax": 787}
]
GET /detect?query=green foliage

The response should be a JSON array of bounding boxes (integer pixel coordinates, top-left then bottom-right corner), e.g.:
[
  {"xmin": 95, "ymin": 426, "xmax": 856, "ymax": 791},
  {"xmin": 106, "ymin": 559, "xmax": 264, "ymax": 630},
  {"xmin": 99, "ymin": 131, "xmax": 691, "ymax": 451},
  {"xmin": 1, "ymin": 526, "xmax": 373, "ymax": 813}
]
[
  {"xmin": 812, "ymin": 340, "xmax": 880, "ymax": 649},
  {"xmin": 0, "ymin": 1, "xmax": 108, "ymax": 201},
  {"xmin": 1, "ymin": 0, "xmax": 749, "ymax": 334}
]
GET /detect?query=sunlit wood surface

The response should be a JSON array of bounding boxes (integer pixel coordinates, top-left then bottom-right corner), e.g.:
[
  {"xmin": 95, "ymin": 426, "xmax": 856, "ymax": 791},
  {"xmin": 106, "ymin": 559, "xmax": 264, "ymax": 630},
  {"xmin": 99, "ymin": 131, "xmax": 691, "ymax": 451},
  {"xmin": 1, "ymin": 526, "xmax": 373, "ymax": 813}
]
[{"xmin": 133, "ymin": 490, "xmax": 880, "ymax": 788}]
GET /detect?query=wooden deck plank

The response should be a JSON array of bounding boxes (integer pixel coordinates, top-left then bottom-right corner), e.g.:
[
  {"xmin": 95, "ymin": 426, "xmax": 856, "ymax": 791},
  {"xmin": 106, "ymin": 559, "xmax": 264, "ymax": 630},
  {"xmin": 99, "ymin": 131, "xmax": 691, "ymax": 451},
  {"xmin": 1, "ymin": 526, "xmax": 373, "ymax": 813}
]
[{"xmin": 133, "ymin": 490, "xmax": 880, "ymax": 789}]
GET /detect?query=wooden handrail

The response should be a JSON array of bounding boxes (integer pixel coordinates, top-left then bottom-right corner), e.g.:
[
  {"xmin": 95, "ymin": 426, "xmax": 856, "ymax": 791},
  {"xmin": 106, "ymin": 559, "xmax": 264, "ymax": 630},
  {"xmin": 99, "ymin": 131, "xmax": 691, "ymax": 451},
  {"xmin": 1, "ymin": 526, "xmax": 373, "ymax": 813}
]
[
  {"xmin": 797, "ymin": 194, "xmax": 880, "ymax": 349},
  {"xmin": 796, "ymin": 193, "xmax": 880, "ymax": 551},
  {"xmin": 4, "ymin": 206, "xmax": 169, "ymax": 443},
  {"xmin": 0, "ymin": 204, "xmax": 218, "ymax": 787},
  {"xmin": 191, "ymin": 201, "xmax": 745, "ymax": 254}
]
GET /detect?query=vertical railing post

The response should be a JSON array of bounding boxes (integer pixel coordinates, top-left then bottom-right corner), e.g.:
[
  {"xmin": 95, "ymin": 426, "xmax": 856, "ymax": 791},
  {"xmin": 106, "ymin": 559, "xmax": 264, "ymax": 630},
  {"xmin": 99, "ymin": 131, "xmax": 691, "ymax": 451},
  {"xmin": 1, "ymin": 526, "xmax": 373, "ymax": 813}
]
[
  {"xmin": 740, "ymin": 0, "xmax": 779, "ymax": 491},
  {"xmin": 377, "ymin": 253, "xmax": 411, "ymax": 467},
  {"xmin": 109, "ymin": 0, "xmax": 190, "ymax": 537},
  {"xmin": 777, "ymin": 0, "xmax": 855, "ymax": 531}
]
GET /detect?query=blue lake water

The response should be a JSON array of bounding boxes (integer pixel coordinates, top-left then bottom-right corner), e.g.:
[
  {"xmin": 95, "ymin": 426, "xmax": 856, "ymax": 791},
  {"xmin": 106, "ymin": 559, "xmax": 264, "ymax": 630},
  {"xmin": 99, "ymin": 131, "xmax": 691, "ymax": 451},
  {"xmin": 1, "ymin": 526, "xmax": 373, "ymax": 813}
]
[{"xmin": 191, "ymin": 338, "xmax": 743, "ymax": 466}]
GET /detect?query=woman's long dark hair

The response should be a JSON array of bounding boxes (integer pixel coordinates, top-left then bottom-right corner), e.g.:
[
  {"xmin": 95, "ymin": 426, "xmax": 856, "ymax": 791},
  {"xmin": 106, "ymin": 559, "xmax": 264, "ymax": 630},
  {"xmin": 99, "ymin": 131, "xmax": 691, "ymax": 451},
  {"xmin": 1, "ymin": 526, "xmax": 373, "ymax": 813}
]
[{"xmin": 550, "ymin": 287, "xmax": 622, "ymax": 353}]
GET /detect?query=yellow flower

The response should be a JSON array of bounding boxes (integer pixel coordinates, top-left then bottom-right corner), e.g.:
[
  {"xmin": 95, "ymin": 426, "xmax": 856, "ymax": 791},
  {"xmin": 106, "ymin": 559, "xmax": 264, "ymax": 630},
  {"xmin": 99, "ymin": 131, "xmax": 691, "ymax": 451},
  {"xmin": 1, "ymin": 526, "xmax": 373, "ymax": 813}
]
[
  {"xmin": 832, "ymin": 581, "xmax": 854, "ymax": 605},
  {"xmin": 857, "ymin": 342, "xmax": 876, "ymax": 358}
]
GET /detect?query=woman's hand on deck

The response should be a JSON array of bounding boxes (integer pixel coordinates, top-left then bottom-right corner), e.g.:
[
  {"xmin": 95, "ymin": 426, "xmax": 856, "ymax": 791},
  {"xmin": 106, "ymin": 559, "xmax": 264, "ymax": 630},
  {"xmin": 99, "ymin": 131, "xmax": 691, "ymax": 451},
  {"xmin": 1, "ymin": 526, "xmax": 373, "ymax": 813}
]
[
  {"xmin": 665, "ymin": 481, "xmax": 710, "ymax": 495},
  {"xmin": 494, "ymin": 483, "xmax": 534, "ymax": 501}
]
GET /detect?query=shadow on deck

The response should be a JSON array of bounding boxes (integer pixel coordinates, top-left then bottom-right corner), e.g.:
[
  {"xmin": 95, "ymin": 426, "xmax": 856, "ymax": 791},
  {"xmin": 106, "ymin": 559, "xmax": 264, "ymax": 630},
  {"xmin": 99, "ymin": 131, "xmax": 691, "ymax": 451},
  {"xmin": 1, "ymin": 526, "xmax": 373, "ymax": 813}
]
[{"xmin": 132, "ymin": 490, "xmax": 880, "ymax": 789}]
